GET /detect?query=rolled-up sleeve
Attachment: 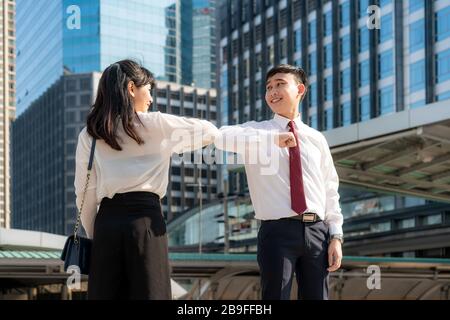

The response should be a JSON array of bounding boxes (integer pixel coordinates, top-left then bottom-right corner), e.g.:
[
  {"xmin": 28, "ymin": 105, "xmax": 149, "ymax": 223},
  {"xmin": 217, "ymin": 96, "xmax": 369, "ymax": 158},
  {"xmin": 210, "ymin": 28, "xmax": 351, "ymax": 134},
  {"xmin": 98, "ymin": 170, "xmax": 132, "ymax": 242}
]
[
  {"xmin": 320, "ymin": 134, "xmax": 344, "ymax": 236},
  {"xmin": 74, "ymin": 130, "xmax": 98, "ymax": 239}
]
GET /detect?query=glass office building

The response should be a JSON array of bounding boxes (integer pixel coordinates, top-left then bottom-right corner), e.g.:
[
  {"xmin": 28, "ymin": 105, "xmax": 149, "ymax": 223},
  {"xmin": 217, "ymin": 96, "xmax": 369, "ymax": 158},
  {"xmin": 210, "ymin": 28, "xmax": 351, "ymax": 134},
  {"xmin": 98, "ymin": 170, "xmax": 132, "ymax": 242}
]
[
  {"xmin": 192, "ymin": 0, "xmax": 217, "ymax": 89},
  {"xmin": 217, "ymin": 0, "xmax": 450, "ymax": 257},
  {"xmin": 16, "ymin": 0, "xmax": 183, "ymax": 115},
  {"xmin": 219, "ymin": 0, "xmax": 450, "ymax": 131}
]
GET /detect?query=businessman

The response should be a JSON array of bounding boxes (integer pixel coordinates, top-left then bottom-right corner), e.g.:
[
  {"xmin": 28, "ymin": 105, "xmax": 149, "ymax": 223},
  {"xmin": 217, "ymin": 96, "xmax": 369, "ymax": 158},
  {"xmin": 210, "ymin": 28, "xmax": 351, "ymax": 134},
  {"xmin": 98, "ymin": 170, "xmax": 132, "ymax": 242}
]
[{"xmin": 215, "ymin": 64, "xmax": 344, "ymax": 300}]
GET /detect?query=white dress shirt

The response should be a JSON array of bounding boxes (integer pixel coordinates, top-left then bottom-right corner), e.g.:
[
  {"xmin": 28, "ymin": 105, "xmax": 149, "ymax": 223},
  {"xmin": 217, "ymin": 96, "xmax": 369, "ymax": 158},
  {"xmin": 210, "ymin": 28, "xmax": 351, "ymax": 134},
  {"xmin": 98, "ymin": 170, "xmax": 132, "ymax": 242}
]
[
  {"xmin": 215, "ymin": 113, "xmax": 343, "ymax": 236},
  {"xmin": 75, "ymin": 111, "xmax": 219, "ymax": 239}
]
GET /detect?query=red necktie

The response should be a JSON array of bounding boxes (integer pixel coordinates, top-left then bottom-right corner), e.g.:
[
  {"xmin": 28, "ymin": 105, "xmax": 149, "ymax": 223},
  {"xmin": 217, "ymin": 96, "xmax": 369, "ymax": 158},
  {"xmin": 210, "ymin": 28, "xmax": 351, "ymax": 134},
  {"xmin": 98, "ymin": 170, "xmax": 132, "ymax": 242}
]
[{"xmin": 288, "ymin": 121, "xmax": 307, "ymax": 215}]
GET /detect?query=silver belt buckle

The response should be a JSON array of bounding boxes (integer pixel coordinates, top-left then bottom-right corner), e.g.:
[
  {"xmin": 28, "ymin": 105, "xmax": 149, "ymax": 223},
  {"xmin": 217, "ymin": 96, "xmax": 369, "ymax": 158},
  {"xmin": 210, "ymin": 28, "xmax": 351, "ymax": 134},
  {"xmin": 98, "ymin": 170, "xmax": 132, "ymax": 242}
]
[{"xmin": 302, "ymin": 213, "xmax": 316, "ymax": 223}]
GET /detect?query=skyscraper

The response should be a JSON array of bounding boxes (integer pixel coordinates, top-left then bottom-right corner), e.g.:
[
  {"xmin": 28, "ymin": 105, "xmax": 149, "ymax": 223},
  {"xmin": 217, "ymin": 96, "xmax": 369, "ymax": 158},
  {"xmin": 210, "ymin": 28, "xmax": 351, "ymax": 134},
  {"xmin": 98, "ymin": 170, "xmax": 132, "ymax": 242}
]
[
  {"xmin": 13, "ymin": 1, "xmax": 221, "ymax": 234},
  {"xmin": 217, "ymin": 0, "xmax": 450, "ymax": 258},
  {"xmin": 16, "ymin": 0, "xmax": 185, "ymax": 116},
  {"xmin": 192, "ymin": 0, "xmax": 217, "ymax": 89},
  {"xmin": 0, "ymin": 0, "xmax": 15, "ymax": 229},
  {"xmin": 219, "ymin": 0, "xmax": 450, "ymax": 191}
]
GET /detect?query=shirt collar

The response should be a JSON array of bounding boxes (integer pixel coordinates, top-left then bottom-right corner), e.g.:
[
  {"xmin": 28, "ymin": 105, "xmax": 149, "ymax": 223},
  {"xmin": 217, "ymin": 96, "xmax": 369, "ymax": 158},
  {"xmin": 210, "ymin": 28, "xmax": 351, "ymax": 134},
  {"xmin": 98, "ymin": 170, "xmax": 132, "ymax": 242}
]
[{"xmin": 272, "ymin": 113, "xmax": 303, "ymax": 130}]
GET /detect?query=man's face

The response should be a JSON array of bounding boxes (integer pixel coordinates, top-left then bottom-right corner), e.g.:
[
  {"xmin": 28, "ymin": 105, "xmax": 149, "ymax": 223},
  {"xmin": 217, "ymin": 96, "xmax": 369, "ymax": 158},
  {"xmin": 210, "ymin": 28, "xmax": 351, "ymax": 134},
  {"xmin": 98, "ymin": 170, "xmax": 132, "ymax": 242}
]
[{"xmin": 265, "ymin": 72, "xmax": 305, "ymax": 117}]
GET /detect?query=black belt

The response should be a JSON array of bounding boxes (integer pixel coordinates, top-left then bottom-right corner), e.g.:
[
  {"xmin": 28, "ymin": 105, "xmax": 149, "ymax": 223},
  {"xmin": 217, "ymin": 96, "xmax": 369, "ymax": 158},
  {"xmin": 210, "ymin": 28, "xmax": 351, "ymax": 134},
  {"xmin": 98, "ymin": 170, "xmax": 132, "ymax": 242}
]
[{"xmin": 286, "ymin": 213, "xmax": 321, "ymax": 223}]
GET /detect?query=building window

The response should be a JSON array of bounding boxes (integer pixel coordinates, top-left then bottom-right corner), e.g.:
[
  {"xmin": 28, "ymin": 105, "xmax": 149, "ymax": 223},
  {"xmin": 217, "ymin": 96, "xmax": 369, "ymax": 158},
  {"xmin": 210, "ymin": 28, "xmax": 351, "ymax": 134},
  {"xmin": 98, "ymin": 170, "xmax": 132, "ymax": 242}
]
[
  {"xmin": 309, "ymin": 114, "xmax": 318, "ymax": 129},
  {"xmin": 340, "ymin": 68, "xmax": 350, "ymax": 95},
  {"xmin": 359, "ymin": 27, "xmax": 369, "ymax": 52},
  {"xmin": 397, "ymin": 218, "xmax": 415, "ymax": 229},
  {"xmin": 340, "ymin": 101, "xmax": 351, "ymax": 126},
  {"xmin": 379, "ymin": 49, "xmax": 394, "ymax": 79},
  {"xmin": 359, "ymin": 0, "xmax": 370, "ymax": 19},
  {"xmin": 255, "ymin": 80, "xmax": 261, "ymax": 98},
  {"xmin": 324, "ymin": 44, "xmax": 332, "ymax": 69},
  {"xmin": 325, "ymin": 108, "xmax": 333, "ymax": 130},
  {"xmin": 436, "ymin": 91, "xmax": 450, "ymax": 101},
  {"xmin": 379, "ymin": 0, "xmax": 391, "ymax": 7},
  {"xmin": 402, "ymin": 251, "xmax": 416, "ymax": 258},
  {"xmin": 359, "ymin": 60, "xmax": 370, "ymax": 87},
  {"xmin": 324, "ymin": 11, "xmax": 332, "ymax": 37},
  {"xmin": 280, "ymin": 38, "xmax": 287, "ymax": 59},
  {"xmin": 370, "ymin": 221, "xmax": 391, "ymax": 233},
  {"xmin": 340, "ymin": 1, "xmax": 350, "ymax": 28},
  {"xmin": 359, "ymin": 95, "xmax": 370, "ymax": 121},
  {"xmin": 436, "ymin": 49, "xmax": 450, "ymax": 83},
  {"xmin": 436, "ymin": 6, "xmax": 450, "ymax": 42},
  {"xmin": 255, "ymin": 52, "xmax": 262, "ymax": 71},
  {"xmin": 268, "ymin": 45, "xmax": 274, "ymax": 66},
  {"xmin": 379, "ymin": 13, "xmax": 393, "ymax": 43},
  {"xmin": 67, "ymin": 80, "xmax": 77, "ymax": 91},
  {"xmin": 80, "ymin": 79, "xmax": 91, "ymax": 90},
  {"xmin": 380, "ymin": 85, "xmax": 394, "ymax": 115},
  {"xmin": 340, "ymin": 34, "xmax": 350, "ymax": 61},
  {"xmin": 294, "ymin": 28, "xmax": 301, "ymax": 53},
  {"xmin": 325, "ymin": 76, "xmax": 333, "ymax": 101},
  {"xmin": 244, "ymin": 86, "xmax": 249, "ymax": 106},
  {"xmin": 308, "ymin": 20, "xmax": 316, "ymax": 44},
  {"xmin": 309, "ymin": 83, "xmax": 317, "ymax": 107},
  {"xmin": 410, "ymin": 19, "xmax": 424, "ymax": 53},
  {"xmin": 423, "ymin": 214, "xmax": 442, "ymax": 226},
  {"xmin": 222, "ymin": 46, "xmax": 228, "ymax": 65},
  {"xmin": 243, "ymin": 58, "xmax": 250, "ymax": 79},
  {"xmin": 308, "ymin": 52, "xmax": 317, "ymax": 75},
  {"xmin": 66, "ymin": 95, "xmax": 77, "ymax": 107},
  {"xmin": 410, "ymin": 59, "xmax": 425, "ymax": 93},
  {"xmin": 409, "ymin": 0, "xmax": 423, "ymax": 13},
  {"xmin": 231, "ymin": 66, "xmax": 237, "ymax": 85}
]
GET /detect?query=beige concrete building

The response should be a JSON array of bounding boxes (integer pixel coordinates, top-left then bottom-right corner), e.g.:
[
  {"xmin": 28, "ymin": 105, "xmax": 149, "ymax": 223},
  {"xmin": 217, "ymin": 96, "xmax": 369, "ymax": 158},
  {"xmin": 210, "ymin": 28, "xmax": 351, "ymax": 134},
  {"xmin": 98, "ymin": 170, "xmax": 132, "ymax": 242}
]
[{"xmin": 0, "ymin": 0, "xmax": 15, "ymax": 229}]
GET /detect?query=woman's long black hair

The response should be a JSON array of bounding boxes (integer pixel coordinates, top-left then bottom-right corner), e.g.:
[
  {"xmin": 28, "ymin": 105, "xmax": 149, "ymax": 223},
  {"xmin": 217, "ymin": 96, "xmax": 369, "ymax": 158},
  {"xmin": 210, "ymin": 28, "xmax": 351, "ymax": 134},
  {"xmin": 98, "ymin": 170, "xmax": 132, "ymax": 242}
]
[{"xmin": 86, "ymin": 59, "xmax": 155, "ymax": 151}]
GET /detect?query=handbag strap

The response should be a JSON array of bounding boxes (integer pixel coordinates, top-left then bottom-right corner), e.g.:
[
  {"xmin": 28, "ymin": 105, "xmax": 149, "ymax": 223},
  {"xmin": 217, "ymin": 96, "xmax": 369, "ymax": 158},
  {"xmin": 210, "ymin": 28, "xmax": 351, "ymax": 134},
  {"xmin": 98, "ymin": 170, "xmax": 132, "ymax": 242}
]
[{"xmin": 73, "ymin": 137, "xmax": 97, "ymax": 242}]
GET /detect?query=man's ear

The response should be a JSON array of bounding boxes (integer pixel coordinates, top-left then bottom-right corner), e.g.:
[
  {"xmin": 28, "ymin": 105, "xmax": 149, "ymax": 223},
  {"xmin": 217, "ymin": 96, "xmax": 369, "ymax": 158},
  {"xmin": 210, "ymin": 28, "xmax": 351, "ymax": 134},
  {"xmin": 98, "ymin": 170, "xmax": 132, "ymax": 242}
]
[
  {"xmin": 128, "ymin": 81, "xmax": 135, "ymax": 98},
  {"xmin": 297, "ymin": 83, "xmax": 306, "ymax": 99}
]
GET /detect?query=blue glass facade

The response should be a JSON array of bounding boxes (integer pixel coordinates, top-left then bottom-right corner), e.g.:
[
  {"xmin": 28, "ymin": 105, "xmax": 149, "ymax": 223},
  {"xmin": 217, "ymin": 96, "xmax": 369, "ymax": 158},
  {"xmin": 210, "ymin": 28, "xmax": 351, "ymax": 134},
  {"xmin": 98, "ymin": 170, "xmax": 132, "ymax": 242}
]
[
  {"xmin": 410, "ymin": 60, "xmax": 425, "ymax": 93},
  {"xmin": 16, "ymin": 0, "xmax": 63, "ymax": 115},
  {"xmin": 192, "ymin": 0, "xmax": 216, "ymax": 88},
  {"xmin": 379, "ymin": 50, "xmax": 394, "ymax": 79},
  {"xmin": 99, "ymin": 0, "xmax": 178, "ymax": 81},
  {"xmin": 63, "ymin": 0, "xmax": 101, "ymax": 73},
  {"xmin": 17, "ymin": 0, "xmax": 185, "ymax": 116},
  {"xmin": 409, "ymin": 19, "xmax": 424, "ymax": 53},
  {"xmin": 220, "ymin": 1, "xmax": 450, "ymax": 136},
  {"xmin": 379, "ymin": 13, "xmax": 393, "ymax": 43}
]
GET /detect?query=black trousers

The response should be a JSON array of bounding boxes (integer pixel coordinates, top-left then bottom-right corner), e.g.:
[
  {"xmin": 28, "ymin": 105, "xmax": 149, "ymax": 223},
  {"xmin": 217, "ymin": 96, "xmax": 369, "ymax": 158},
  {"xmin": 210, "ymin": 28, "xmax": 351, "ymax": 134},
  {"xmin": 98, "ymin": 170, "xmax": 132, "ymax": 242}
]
[
  {"xmin": 257, "ymin": 217, "xmax": 330, "ymax": 300},
  {"xmin": 88, "ymin": 191, "xmax": 171, "ymax": 300}
]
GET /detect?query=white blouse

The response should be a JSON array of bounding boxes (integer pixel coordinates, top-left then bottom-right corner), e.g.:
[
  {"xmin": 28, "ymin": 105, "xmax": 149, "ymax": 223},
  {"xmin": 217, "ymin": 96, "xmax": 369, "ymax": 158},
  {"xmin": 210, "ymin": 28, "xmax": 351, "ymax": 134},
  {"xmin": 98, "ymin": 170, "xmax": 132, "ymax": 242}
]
[{"xmin": 74, "ymin": 111, "xmax": 220, "ymax": 239}]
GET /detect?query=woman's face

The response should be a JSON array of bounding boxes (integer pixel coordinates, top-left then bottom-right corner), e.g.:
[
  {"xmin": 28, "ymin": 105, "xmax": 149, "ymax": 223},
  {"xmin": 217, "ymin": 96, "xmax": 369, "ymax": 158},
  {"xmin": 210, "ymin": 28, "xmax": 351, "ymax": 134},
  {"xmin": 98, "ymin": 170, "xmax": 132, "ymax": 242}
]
[{"xmin": 128, "ymin": 82, "xmax": 153, "ymax": 113}]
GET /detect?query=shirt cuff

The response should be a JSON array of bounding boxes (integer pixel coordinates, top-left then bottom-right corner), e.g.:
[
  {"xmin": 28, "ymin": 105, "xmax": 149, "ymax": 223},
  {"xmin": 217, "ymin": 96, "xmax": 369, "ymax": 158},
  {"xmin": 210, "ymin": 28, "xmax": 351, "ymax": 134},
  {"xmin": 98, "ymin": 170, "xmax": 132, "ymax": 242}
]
[{"xmin": 328, "ymin": 222, "xmax": 343, "ymax": 237}]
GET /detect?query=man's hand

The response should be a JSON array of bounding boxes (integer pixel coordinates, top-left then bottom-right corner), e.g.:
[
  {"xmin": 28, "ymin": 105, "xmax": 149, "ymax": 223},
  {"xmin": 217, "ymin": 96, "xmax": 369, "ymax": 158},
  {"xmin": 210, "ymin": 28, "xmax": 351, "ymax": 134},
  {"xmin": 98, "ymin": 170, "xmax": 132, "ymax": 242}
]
[
  {"xmin": 275, "ymin": 132, "xmax": 297, "ymax": 148},
  {"xmin": 327, "ymin": 239, "xmax": 342, "ymax": 272}
]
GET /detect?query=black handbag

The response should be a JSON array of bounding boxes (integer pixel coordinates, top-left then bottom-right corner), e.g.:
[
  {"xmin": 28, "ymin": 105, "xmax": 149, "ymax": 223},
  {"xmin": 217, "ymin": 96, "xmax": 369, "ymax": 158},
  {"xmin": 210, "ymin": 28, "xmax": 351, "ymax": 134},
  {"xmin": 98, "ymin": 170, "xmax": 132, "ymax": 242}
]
[{"xmin": 61, "ymin": 138, "xmax": 96, "ymax": 275}]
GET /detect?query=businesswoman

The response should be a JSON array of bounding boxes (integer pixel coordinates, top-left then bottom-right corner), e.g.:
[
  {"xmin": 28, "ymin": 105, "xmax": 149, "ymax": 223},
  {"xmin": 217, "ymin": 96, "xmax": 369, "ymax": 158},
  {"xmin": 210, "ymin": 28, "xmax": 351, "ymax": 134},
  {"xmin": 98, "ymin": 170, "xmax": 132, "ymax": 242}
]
[{"xmin": 74, "ymin": 59, "xmax": 219, "ymax": 299}]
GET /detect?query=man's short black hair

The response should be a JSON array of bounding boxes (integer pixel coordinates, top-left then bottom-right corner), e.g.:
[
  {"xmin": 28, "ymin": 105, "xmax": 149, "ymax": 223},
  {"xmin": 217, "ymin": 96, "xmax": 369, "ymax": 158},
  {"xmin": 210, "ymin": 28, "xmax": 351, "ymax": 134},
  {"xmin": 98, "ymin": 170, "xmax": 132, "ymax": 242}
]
[
  {"xmin": 265, "ymin": 64, "xmax": 308, "ymax": 102},
  {"xmin": 266, "ymin": 64, "xmax": 308, "ymax": 86}
]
